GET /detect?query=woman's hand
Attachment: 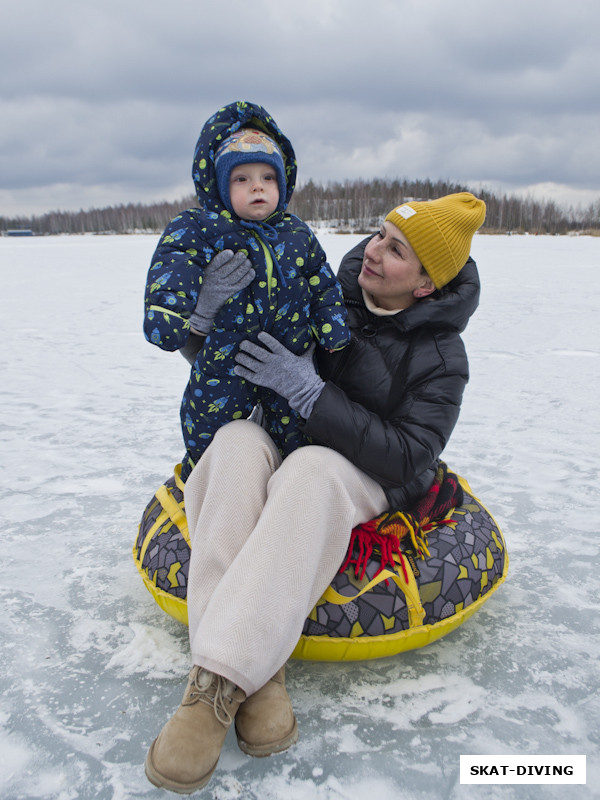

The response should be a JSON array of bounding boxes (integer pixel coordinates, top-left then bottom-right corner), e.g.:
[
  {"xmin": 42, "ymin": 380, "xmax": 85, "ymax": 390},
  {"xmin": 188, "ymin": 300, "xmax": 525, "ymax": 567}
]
[
  {"xmin": 189, "ymin": 250, "xmax": 255, "ymax": 334},
  {"xmin": 234, "ymin": 332, "xmax": 325, "ymax": 419}
]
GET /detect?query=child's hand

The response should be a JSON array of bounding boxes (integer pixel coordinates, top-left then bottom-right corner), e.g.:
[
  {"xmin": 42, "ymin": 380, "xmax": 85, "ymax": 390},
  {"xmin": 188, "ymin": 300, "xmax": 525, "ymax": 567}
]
[{"xmin": 189, "ymin": 250, "xmax": 255, "ymax": 334}]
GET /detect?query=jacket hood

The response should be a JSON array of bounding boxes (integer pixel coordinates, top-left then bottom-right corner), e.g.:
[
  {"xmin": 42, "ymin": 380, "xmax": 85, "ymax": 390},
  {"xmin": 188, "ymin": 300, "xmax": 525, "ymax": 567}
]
[
  {"xmin": 338, "ymin": 235, "xmax": 480, "ymax": 334},
  {"xmin": 192, "ymin": 101, "xmax": 297, "ymax": 216}
]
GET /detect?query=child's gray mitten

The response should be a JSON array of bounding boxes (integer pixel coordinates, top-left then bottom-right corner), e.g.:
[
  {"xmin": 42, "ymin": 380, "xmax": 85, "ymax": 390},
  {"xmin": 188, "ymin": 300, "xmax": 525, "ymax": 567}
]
[{"xmin": 189, "ymin": 250, "xmax": 255, "ymax": 334}]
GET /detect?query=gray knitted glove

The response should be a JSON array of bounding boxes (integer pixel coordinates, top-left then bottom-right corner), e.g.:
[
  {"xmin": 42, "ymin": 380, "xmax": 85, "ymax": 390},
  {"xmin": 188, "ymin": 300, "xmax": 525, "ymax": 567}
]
[
  {"xmin": 189, "ymin": 250, "xmax": 255, "ymax": 334},
  {"xmin": 234, "ymin": 331, "xmax": 325, "ymax": 419}
]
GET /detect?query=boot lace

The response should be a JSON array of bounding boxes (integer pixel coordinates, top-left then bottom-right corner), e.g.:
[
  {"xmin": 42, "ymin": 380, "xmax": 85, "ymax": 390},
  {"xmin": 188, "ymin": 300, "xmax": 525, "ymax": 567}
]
[{"xmin": 188, "ymin": 667, "xmax": 239, "ymax": 726}]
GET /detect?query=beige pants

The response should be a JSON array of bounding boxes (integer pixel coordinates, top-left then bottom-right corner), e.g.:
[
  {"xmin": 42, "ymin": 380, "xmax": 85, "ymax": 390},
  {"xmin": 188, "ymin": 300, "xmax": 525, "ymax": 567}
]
[{"xmin": 183, "ymin": 419, "xmax": 388, "ymax": 695}]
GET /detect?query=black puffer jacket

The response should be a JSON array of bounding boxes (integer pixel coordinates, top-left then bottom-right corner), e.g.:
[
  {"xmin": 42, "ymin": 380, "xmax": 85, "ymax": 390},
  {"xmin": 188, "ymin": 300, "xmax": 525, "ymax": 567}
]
[{"xmin": 302, "ymin": 236, "xmax": 481, "ymax": 510}]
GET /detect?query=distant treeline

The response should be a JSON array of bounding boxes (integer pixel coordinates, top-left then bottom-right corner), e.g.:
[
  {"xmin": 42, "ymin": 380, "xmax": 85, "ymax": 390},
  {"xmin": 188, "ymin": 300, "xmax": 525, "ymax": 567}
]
[
  {"xmin": 2, "ymin": 178, "xmax": 599, "ymax": 236},
  {"xmin": 1, "ymin": 198, "xmax": 190, "ymax": 237},
  {"xmin": 290, "ymin": 179, "xmax": 600, "ymax": 235}
]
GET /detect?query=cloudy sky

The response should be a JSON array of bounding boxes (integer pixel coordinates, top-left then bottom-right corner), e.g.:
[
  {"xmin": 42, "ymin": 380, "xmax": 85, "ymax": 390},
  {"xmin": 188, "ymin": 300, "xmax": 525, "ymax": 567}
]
[{"xmin": 2, "ymin": 0, "xmax": 599, "ymax": 217}]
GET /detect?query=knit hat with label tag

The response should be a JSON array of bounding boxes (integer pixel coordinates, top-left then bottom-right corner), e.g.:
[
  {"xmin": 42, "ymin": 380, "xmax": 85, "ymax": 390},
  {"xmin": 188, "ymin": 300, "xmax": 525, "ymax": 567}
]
[
  {"xmin": 385, "ymin": 192, "xmax": 486, "ymax": 289},
  {"xmin": 215, "ymin": 128, "xmax": 287, "ymax": 214}
]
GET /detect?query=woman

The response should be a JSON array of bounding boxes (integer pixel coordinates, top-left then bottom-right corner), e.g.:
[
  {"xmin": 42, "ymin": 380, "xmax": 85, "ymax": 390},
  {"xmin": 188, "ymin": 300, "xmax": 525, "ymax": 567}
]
[{"xmin": 145, "ymin": 192, "xmax": 485, "ymax": 794}]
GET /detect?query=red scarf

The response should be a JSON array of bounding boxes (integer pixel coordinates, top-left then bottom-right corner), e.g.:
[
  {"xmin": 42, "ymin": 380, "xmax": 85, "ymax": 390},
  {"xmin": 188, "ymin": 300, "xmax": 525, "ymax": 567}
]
[{"xmin": 340, "ymin": 462, "xmax": 463, "ymax": 582}]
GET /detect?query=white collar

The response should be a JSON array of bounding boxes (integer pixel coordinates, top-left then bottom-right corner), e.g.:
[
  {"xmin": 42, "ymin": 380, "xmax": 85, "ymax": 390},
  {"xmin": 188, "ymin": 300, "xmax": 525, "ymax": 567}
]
[{"xmin": 361, "ymin": 288, "xmax": 404, "ymax": 316}]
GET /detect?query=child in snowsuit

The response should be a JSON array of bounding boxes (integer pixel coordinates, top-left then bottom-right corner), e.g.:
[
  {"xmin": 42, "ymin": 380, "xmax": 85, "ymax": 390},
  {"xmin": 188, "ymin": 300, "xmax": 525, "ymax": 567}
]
[{"xmin": 143, "ymin": 101, "xmax": 349, "ymax": 480}]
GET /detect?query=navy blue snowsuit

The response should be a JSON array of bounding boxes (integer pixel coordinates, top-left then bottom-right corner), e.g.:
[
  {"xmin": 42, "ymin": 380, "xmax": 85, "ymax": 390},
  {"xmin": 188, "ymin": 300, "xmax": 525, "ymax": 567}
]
[{"xmin": 143, "ymin": 101, "xmax": 349, "ymax": 480}]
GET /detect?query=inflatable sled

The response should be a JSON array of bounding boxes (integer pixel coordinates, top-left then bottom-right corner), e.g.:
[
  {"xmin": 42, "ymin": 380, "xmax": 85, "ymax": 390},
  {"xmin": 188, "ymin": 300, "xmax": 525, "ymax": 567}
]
[{"xmin": 133, "ymin": 465, "xmax": 508, "ymax": 661}]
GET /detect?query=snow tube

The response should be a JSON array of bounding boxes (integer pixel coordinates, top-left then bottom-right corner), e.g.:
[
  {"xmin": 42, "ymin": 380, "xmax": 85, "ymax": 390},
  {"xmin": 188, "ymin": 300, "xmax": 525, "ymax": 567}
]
[{"xmin": 133, "ymin": 465, "xmax": 508, "ymax": 661}]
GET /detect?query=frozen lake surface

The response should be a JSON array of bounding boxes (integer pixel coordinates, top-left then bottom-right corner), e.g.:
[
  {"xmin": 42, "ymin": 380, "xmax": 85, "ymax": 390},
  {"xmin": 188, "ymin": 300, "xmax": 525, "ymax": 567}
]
[{"xmin": 0, "ymin": 231, "xmax": 598, "ymax": 799}]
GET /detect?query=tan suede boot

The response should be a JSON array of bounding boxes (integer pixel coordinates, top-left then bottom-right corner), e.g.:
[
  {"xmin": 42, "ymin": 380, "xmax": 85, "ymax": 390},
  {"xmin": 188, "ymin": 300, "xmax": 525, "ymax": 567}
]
[
  {"xmin": 145, "ymin": 666, "xmax": 246, "ymax": 793},
  {"xmin": 235, "ymin": 666, "xmax": 298, "ymax": 757}
]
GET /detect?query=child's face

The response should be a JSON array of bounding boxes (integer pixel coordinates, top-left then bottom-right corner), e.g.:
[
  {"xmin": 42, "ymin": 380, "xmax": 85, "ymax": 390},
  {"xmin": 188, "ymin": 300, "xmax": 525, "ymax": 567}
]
[{"xmin": 229, "ymin": 163, "xmax": 279, "ymax": 221}]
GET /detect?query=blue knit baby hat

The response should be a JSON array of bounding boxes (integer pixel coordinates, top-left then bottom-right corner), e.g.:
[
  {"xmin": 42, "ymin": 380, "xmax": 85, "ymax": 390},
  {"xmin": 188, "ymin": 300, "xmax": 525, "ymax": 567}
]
[{"xmin": 214, "ymin": 128, "xmax": 287, "ymax": 214}]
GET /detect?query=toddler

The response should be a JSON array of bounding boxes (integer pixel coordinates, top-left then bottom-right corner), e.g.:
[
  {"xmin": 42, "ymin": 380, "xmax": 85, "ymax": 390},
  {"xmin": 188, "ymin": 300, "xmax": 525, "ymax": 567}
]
[{"xmin": 143, "ymin": 101, "xmax": 349, "ymax": 480}]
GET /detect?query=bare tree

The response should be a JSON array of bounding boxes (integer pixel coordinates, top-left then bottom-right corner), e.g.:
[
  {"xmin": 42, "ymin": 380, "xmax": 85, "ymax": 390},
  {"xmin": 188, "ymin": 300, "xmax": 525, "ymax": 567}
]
[{"xmin": 1, "ymin": 183, "xmax": 597, "ymax": 236}]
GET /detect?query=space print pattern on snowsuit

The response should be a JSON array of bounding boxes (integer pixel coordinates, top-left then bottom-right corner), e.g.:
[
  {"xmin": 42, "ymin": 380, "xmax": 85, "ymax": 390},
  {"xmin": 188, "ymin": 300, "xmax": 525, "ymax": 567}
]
[{"xmin": 143, "ymin": 101, "xmax": 349, "ymax": 479}]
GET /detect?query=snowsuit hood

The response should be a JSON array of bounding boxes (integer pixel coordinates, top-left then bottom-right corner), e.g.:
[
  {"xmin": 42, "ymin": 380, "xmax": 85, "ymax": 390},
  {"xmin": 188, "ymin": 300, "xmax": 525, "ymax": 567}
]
[{"xmin": 192, "ymin": 101, "xmax": 297, "ymax": 217}]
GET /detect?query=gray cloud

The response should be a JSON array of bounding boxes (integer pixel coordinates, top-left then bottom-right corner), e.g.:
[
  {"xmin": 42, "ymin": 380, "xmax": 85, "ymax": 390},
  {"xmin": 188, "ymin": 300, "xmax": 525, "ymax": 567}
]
[{"xmin": 1, "ymin": 0, "xmax": 599, "ymax": 215}]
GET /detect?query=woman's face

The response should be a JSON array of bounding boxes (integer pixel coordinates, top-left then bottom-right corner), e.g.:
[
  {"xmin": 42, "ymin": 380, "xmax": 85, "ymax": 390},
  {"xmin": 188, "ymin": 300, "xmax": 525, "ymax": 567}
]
[{"xmin": 358, "ymin": 221, "xmax": 435, "ymax": 310}]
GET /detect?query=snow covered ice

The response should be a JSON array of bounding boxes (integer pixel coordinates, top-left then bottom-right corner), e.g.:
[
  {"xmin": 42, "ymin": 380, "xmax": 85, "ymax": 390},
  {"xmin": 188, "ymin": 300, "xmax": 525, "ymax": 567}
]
[{"xmin": 0, "ymin": 231, "xmax": 598, "ymax": 800}]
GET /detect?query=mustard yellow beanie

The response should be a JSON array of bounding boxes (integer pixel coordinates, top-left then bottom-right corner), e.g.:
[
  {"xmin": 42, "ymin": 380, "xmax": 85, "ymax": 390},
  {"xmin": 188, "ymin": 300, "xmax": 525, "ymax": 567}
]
[{"xmin": 385, "ymin": 192, "xmax": 486, "ymax": 289}]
